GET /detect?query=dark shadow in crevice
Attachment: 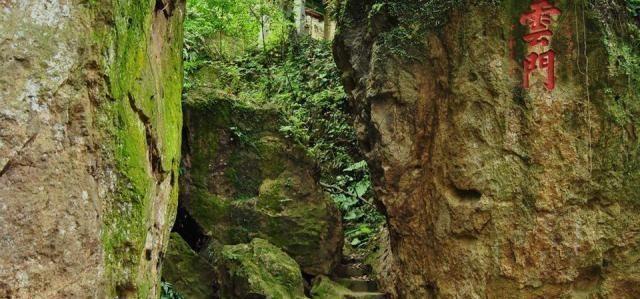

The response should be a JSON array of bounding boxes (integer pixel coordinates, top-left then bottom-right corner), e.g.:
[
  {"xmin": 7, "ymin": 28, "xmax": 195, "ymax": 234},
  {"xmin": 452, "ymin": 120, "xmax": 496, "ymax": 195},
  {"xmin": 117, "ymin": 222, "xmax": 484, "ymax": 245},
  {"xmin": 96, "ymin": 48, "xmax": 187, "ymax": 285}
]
[
  {"xmin": 301, "ymin": 272, "xmax": 316, "ymax": 297},
  {"xmin": 172, "ymin": 205, "xmax": 209, "ymax": 252},
  {"xmin": 452, "ymin": 186, "xmax": 482, "ymax": 201},
  {"xmin": 127, "ymin": 93, "xmax": 166, "ymax": 183},
  {"xmin": 154, "ymin": 0, "xmax": 174, "ymax": 18}
]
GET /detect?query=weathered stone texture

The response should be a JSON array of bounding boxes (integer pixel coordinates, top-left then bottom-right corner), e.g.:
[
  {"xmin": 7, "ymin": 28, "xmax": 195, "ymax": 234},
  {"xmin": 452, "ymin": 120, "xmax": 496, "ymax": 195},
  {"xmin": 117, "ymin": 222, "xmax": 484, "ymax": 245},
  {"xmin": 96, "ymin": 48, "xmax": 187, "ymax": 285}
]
[
  {"xmin": 0, "ymin": 0, "xmax": 184, "ymax": 297},
  {"xmin": 334, "ymin": 1, "xmax": 640, "ymax": 298}
]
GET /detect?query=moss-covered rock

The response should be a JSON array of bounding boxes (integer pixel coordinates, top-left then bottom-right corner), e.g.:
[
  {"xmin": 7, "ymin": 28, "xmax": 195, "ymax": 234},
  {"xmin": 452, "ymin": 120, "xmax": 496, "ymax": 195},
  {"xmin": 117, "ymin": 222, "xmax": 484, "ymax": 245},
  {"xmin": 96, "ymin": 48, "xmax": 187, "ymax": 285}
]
[
  {"xmin": 179, "ymin": 97, "xmax": 343, "ymax": 276},
  {"xmin": 216, "ymin": 238, "xmax": 307, "ymax": 299},
  {"xmin": 0, "ymin": 0, "xmax": 184, "ymax": 297},
  {"xmin": 311, "ymin": 276, "xmax": 354, "ymax": 299},
  {"xmin": 162, "ymin": 233, "xmax": 216, "ymax": 299}
]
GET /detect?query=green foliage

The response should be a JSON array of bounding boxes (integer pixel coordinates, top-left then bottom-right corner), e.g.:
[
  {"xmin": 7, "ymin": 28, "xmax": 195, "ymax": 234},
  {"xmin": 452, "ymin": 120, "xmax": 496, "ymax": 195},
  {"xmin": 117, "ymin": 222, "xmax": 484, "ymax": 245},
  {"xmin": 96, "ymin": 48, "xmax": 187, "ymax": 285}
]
[
  {"xmin": 184, "ymin": 0, "xmax": 291, "ymax": 75},
  {"xmin": 262, "ymin": 39, "xmax": 385, "ymax": 248},
  {"xmin": 628, "ymin": 0, "xmax": 640, "ymax": 16},
  {"xmin": 184, "ymin": 0, "xmax": 384, "ymax": 248},
  {"xmin": 185, "ymin": 36, "xmax": 384, "ymax": 247},
  {"xmin": 160, "ymin": 282, "xmax": 185, "ymax": 299},
  {"xmin": 366, "ymin": 0, "xmax": 500, "ymax": 59},
  {"xmin": 330, "ymin": 161, "xmax": 383, "ymax": 247}
]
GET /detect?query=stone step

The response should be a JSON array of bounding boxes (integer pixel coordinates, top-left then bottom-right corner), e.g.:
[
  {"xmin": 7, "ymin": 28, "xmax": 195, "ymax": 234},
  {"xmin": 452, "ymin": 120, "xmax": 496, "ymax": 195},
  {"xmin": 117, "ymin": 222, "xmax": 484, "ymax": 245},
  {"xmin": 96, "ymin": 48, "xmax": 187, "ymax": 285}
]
[
  {"xmin": 335, "ymin": 263, "xmax": 372, "ymax": 278},
  {"xmin": 336, "ymin": 278, "xmax": 379, "ymax": 293},
  {"xmin": 344, "ymin": 292, "xmax": 388, "ymax": 299}
]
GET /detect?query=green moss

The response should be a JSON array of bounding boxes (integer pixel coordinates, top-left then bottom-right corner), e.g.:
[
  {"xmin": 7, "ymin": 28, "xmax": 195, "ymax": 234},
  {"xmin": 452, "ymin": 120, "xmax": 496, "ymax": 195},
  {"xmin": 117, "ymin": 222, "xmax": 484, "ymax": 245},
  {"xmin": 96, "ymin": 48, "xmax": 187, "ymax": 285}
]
[
  {"xmin": 93, "ymin": 0, "xmax": 185, "ymax": 297},
  {"xmin": 310, "ymin": 276, "xmax": 354, "ymax": 299},
  {"xmin": 225, "ymin": 149, "xmax": 264, "ymax": 199},
  {"xmin": 218, "ymin": 238, "xmax": 307, "ymax": 299},
  {"xmin": 187, "ymin": 189, "xmax": 230, "ymax": 233},
  {"xmin": 163, "ymin": 233, "xmax": 216, "ymax": 299},
  {"xmin": 185, "ymin": 97, "xmax": 286, "ymax": 200}
]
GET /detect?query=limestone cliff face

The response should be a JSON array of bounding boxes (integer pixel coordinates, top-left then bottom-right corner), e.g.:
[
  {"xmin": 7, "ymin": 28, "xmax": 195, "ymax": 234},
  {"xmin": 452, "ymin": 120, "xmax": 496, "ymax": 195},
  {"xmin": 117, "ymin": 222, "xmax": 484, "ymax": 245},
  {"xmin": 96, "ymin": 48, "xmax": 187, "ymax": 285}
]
[
  {"xmin": 0, "ymin": 0, "xmax": 184, "ymax": 297},
  {"xmin": 334, "ymin": 1, "xmax": 640, "ymax": 298}
]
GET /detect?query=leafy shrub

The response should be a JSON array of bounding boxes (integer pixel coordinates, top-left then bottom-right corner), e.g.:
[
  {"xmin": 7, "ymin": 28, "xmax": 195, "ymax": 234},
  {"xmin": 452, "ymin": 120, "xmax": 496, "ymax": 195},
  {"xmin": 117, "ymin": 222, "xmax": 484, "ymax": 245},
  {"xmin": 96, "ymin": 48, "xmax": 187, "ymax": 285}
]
[
  {"xmin": 183, "ymin": 0, "xmax": 385, "ymax": 247},
  {"xmin": 183, "ymin": 34, "xmax": 385, "ymax": 247},
  {"xmin": 184, "ymin": 0, "xmax": 291, "ymax": 76},
  {"xmin": 629, "ymin": 0, "xmax": 640, "ymax": 16},
  {"xmin": 160, "ymin": 282, "xmax": 184, "ymax": 299}
]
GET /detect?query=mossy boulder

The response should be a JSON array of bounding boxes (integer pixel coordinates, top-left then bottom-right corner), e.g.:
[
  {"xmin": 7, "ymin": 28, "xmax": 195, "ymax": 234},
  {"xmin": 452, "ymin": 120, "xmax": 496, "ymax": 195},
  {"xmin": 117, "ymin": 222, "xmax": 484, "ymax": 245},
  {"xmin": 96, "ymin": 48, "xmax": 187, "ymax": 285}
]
[
  {"xmin": 162, "ymin": 233, "xmax": 216, "ymax": 299},
  {"xmin": 180, "ymin": 97, "xmax": 343, "ymax": 276},
  {"xmin": 216, "ymin": 238, "xmax": 307, "ymax": 299}
]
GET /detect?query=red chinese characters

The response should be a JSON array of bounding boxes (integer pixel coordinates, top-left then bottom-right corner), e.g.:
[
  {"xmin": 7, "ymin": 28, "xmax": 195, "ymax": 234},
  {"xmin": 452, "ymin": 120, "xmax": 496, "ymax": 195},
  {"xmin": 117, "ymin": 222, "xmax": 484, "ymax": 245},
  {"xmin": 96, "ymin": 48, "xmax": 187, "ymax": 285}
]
[{"xmin": 520, "ymin": 0, "xmax": 561, "ymax": 91}]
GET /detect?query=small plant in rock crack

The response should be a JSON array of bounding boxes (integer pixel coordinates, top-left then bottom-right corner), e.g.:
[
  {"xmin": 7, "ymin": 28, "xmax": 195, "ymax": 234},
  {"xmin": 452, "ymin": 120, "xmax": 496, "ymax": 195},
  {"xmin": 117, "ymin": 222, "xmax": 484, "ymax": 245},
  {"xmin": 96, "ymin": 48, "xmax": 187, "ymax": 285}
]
[{"xmin": 160, "ymin": 282, "xmax": 184, "ymax": 299}]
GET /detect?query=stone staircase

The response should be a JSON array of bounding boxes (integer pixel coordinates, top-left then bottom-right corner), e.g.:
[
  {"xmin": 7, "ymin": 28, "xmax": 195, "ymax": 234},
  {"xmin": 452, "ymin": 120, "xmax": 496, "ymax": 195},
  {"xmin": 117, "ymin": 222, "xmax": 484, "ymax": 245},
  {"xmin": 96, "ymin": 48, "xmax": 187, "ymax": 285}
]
[{"xmin": 332, "ymin": 256, "xmax": 388, "ymax": 299}]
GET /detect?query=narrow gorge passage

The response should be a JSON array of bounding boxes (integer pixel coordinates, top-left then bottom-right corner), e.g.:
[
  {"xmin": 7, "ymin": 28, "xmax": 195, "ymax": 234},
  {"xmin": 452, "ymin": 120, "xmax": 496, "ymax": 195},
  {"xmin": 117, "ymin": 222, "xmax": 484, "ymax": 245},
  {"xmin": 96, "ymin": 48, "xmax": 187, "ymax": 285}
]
[
  {"xmin": 1, "ymin": 0, "xmax": 639, "ymax": 298},
  {"xmin": 161, "ymin": 1, "xmax": 387, "ymax": 298}
]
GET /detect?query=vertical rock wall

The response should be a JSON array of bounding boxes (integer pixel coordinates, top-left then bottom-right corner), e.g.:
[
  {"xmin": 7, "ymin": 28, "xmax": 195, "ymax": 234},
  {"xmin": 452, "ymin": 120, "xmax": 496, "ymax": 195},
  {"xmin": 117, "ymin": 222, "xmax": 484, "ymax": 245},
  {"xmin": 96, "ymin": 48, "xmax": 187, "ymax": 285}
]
[
  {"xmin": 334, "ymin": 0, "xmax": 640, "ymax": 298},
  {"xmin": 0, "ymin": 0, "xmax": 184, "ymax": 297}
]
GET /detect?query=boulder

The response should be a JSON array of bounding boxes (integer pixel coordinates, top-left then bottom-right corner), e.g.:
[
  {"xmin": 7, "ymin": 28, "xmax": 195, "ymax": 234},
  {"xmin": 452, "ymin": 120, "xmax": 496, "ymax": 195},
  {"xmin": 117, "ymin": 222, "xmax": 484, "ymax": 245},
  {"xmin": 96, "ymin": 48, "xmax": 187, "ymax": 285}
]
[
  {"xmin": 216, "ymin": 238, "xmax": 307, "ymax": 299},
  {"xmin": 180, "ymin": 97, "xmax": 343, "ymax": 275},
  {"xmin": 162, "ymin": 233, "xmax": 216, "ymax": 299}
]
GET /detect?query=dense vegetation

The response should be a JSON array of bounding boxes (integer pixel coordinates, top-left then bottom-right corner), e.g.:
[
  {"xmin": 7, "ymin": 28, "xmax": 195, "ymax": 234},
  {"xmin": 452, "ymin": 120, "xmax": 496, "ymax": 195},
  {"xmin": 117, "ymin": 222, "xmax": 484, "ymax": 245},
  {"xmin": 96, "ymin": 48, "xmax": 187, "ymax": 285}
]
[
  {"xmin": 220, "ymin": 40, "xmax": 385, "ymax": 247},
  {"xmin": 182, "ymin": 0, "xmax": 384, "ymax": 256},
  {"xmin": 329, "ymin": 0, "xmax": 640, "ymax": 59},
  {"xmin": 183, "ymin": 0, "xmax": 290, "ymax": 73}
]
